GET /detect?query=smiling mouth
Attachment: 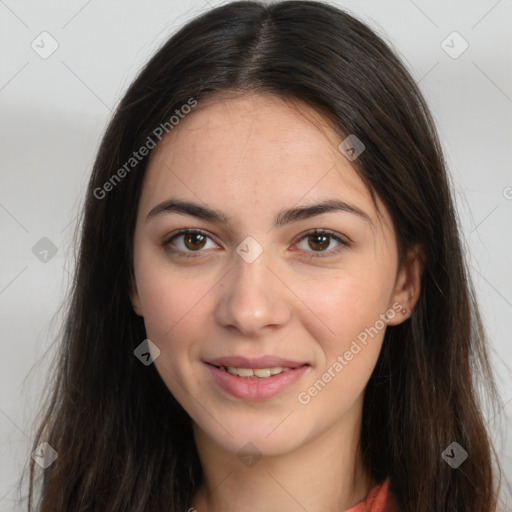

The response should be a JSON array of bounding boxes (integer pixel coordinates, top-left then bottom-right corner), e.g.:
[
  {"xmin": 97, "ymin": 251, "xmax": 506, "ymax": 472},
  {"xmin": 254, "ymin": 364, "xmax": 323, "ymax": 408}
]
[
  {"xmin": 208, "ymin": 363, "xmax": 296, "ymax": 378},
  {"xmin": 205, "ymin": 361, "xmax": 311, "ymax": 400}
]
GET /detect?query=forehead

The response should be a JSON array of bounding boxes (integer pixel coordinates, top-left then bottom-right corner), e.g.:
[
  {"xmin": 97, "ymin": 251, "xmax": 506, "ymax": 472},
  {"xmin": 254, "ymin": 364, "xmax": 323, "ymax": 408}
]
[
  {"xmin": 149, "ymin": 92, "xmax": 350, "ymax": 179},
  {"xmin": 140, "ymin": 92, "xmax": 390, "ymax": 233}
]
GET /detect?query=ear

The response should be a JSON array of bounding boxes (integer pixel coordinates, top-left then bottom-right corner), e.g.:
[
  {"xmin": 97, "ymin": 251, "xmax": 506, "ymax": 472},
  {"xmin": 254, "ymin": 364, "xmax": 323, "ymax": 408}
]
[
  {"xmin": 129, "ymin": 273, "xmax": 143, "ymax": 317},
  {"xmin": 386, "ymin": 243, "xmax": 425, "ymax": 326}
]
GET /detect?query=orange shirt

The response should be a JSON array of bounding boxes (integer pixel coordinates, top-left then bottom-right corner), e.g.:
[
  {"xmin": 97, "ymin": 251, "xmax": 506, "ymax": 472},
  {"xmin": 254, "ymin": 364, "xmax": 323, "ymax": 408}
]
[{"xmin": 344, "ymin": 478, "xmax": 397, "ymax": 512}]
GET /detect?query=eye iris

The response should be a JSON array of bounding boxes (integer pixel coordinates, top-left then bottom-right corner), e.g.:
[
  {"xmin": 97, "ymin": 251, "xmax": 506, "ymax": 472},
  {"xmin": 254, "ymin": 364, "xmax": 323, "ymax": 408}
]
[
  {"xmin": 309, "ymin": 234, "xmax": 329, "ymax": 251},
  {"xmin": 184, "ymin": 232, "xmax": 206, "ymax": 250}
]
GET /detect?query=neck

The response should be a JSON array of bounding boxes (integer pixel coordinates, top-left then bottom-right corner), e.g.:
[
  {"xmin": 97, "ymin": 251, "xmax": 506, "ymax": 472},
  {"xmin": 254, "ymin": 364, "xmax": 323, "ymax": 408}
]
[{"xmin": 189, "ymin": 399, "xmax": 373, "ymax": 512}]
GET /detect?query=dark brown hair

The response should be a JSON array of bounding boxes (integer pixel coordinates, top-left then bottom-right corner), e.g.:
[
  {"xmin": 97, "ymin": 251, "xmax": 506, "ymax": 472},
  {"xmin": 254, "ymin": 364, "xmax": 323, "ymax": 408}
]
[{"xmin": 21, "ymin": 1, "xmax": 504, "ymax": 510}]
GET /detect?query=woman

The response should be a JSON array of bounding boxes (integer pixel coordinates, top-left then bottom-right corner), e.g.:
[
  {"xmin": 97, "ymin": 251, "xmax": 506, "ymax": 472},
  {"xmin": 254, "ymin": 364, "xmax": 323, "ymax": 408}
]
[{"xmin": 23, "ymin": 1, "xmax": 503, "ymax": 510}]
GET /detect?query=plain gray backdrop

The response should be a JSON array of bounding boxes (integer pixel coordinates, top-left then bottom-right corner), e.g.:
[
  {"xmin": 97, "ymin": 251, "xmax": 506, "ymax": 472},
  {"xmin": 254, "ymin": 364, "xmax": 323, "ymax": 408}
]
[{"xmin": 1, "ymin": 0, "xmax": 511, "ymax": 509}]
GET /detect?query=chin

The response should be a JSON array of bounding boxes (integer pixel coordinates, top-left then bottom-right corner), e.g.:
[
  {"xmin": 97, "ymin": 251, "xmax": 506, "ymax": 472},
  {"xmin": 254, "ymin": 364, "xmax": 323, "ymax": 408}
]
[{"xmin": 194, "ymin": 417, "xmax": 308, "ymax": 458}]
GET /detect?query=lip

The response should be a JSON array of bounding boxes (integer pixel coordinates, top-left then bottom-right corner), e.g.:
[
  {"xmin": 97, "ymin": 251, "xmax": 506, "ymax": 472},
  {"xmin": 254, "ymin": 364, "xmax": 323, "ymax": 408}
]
[
  {"xmin": 206, "ymin": 355, "xmax": 307, "ymax": 369},
  {"xmin": 205, "ymin": 361, "xmax": 311, "ymax": 401}
]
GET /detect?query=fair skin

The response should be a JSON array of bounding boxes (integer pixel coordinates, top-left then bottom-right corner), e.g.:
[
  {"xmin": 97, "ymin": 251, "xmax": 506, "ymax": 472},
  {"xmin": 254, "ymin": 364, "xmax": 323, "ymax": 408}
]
[{"xmin": 130, "ymin": 92, "xmax": 423, "ymax": 512}]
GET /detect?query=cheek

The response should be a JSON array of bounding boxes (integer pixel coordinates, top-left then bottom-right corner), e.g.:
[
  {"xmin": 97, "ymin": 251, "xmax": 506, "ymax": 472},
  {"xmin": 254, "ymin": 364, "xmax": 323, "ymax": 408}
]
[
  {"xmin": 291, "ymin": 266, "xmax": 395, "ymax": 412},
  {"xmin": 140, "ymin": 282, "xmax": 187, "ymax": 338},
  {"xmin": 132, "ymin": 263, "xmax": 211, "ymax": 388},
  {"xmin": 133, "ymin": 241, "xmax": 214, "ymax": 338},
  {"xmin": 294, "ymin": 275, "xmax": 390, "ymax": 416},
  {"xmin": 295, "ymin": 267, "xmax": 395, "ymax": 349},
  {"xmin": 135, "ymin": 269, "xmax": 212, "ymax": 399}
]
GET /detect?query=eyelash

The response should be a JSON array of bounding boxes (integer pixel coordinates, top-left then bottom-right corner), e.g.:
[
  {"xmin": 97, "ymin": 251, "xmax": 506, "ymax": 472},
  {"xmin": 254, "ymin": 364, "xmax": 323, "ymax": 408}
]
[{"xmin": 162, "ymin": 228, "xmax": 349, "ymax": 259}]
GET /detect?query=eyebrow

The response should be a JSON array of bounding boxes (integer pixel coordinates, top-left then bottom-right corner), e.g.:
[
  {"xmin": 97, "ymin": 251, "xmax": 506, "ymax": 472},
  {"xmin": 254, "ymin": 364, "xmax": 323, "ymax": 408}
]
[{"xmin": 146, "ymin": 198, "xmax": 373, "ymax": 227}]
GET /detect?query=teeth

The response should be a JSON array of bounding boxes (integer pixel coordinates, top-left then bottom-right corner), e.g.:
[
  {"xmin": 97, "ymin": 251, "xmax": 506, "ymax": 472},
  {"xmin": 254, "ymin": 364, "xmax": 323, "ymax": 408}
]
[
  {"xmin": 235, "ymin": 367, "xmax": 254, "ymax": 378},
  {"xmin": 221, "ymin": 366, "xmax": 292, "ymax": 378},
  {"xmin": 254, "ymin": 368, "xmax": 271, "ymax": 378}
]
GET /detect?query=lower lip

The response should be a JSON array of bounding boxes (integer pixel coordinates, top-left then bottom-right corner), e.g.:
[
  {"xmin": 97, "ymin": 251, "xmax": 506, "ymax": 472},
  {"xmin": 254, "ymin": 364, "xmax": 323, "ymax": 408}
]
[{"xmin": 205, "ymin": 363, "xmax": 310, "ymax": 401}]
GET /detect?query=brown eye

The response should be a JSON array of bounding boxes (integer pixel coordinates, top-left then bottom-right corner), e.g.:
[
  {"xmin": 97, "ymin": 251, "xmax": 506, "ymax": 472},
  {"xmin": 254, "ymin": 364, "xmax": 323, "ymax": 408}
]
[
  {"xmin": 295, "ymin": 229, "xmax": 349, "ymax": 257},
  {"xmin": 307, "ymin": 233, "xmax": 330, "ymax": 251},
  {"xmin": 164, "ymin": 229, "xmax": 218, "ymax": 257},
  {"xmin": 183, "ymin": 232, "xmax": 207, "ymax": 250}
]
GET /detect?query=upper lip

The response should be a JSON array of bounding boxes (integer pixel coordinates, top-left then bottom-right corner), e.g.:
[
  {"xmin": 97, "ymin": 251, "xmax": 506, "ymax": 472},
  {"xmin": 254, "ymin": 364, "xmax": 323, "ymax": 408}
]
[{"xmin": 206, "ymin": 356, "xmax": 308, "ymax": 369}]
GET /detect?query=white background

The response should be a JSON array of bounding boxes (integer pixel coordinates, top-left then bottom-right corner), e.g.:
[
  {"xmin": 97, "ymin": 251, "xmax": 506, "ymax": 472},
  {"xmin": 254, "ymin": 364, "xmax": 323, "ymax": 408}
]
[{"xmin": 1, "ymin": 0, "xmax": 511, "ymax": 509}]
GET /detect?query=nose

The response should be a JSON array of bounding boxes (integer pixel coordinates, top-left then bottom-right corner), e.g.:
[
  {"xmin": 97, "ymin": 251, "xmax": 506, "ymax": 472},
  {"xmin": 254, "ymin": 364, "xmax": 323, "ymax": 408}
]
[{"xmin": 214, "ymin": 246, "xmax": 292, "ymax": 337}]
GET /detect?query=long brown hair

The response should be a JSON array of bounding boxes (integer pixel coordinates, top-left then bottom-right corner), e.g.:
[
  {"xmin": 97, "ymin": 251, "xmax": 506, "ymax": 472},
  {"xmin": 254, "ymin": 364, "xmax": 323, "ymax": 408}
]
[{"xmin": 21, "ymin": 1, "xmax": 503, "ymax": 510}]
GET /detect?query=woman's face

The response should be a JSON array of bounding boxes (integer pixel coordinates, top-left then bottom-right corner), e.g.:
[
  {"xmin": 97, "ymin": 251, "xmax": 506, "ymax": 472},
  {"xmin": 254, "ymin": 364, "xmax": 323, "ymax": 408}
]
[{"xmin": 131, "ymin": 93, "xmax": 417, "ymax": 457}]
